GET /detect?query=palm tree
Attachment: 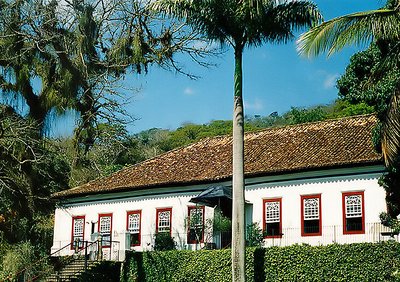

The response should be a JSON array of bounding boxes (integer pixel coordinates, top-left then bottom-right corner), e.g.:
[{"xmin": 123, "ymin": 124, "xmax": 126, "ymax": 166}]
[
  {"xmin": 151, "ymin": 0, "xmax": 321, "ymax": 280},
  {"xmin": 297, "ymin": 1, "xmax": 400, "ymax": 167}
]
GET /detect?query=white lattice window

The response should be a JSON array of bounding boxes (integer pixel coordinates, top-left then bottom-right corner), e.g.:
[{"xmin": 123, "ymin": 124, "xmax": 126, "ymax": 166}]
[
  {"xmin": 301, "ymin": 195, "xmax": 321, "ymax": 235},
  {"xmin": 72, "ymin": 216, "xmax": 85, "ymax": 248},
  {"xmin": 100, "ymin": 216, "xmax": 111, "ymax": 233},
  {"xmin": 99, "ymin": 214, "xmax": 112, "ymax": 247},
  {"xmin": 74, "ymin": 218, "xmax": 84, "ymax": 237},
  {"xmin": 265, "ymin": 201, "xmax": 280, "ymax": 223},
  {"xmin": 343, "ymin": 192, "xmax": 364, "ymax": 234},
  {"xmin": 345, "ymin": 195, "xmax": 362, "ymax": 218},
  {"xmin": 157, "ymin": 209, "xmax": 171, "ymax": 233},
  {"xmin": 264, "ymin": 199, "xmax": 281, "ymax": 237},
  {"xmin": 303, "ymin": 198, "xmax": 320, "ymax": 220},
  {"xmin": 128, "ymin": 213, "xmax": 140, "ymax": 233},
  {"xmin": 127, "ymin": 211, "xmax": 141, "ymax": 246}
]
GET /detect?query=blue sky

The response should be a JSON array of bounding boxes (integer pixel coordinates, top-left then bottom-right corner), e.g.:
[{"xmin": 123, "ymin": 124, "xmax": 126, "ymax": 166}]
[{"xmin": 53, "ymin": 0, "xmax": 382, "ymax": 136}]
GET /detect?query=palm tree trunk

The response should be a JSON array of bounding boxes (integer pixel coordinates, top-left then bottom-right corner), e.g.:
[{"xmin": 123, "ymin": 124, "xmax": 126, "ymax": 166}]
[{"xmin": 232, "ymin": 46, "xmax": 246, "ymax": 282}]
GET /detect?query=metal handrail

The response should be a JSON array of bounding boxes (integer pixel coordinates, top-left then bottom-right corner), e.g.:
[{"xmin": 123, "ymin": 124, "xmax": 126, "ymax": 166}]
[
  {"xmin": 59, "ymin": 240, "xmax": 100, "ymax": 281},
  {"xmin": 9, "ymin": 238, "xmax": 121, "ymax": 282},
  {"xmin": 29, "ymin": 240, "xmax": 99, "ymax": 282}
]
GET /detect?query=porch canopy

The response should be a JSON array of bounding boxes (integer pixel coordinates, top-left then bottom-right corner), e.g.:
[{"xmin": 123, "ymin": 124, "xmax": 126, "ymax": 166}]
[{"xmin": 189, "ymin": 185, "xmax": 232, "ymax": 207}]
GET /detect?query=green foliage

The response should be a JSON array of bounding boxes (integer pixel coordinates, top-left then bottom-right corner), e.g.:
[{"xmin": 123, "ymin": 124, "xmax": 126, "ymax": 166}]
[
  {"xmin": 325, "ymin": 100, "xmax": 375, "ymax": 118},
  {"xmin": 246, "ymin": 223, "xmax": 264, "ymax": 247},
  {"xmin": 212, "ymin": 208, "xmax": 231, "ymax": 232},
  {"xmin": 263, "ymin": 242, "xmax": 400, "ymax": 281},
  {"xmin": 73, "ymin": 261, "xmax": 121, "ymax": 282},
  {"xmin": 0, "ymin": 106, "xmax": 69, "ymax": 246},
  {"xmin": 122, "ymin": 249, "xmax": 255, "ymax": 282},
  {"xmin": 121, "ymin": 242, "xmax": 400, "ymax": 282},
  {"xmin": 153, "ymin": 232, "xmax": 176, "ymax": 251},
  {"xmin": 0, "ymin": 241, "xmax": 51, "ymax": 281},
  {"xmin": 337, "ymin": 43, "xmax": 399, "ymax": 118},
  {"xmin": 378, "ymin": 164, "xmax": 400, "ymax": 218},
  {"xmin": 285, "ymin": 106, "xmax": 328, "ymax": 124}
]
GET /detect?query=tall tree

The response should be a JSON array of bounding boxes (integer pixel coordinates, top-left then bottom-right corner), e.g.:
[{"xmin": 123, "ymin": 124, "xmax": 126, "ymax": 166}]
[
  {"xmin": 0, "ymin": 0, "xmax": 213, "ymax": 165},
  {"xmin": 0, "ymin": 105, "xmax": 69, "ymax": 245},
  {"xmin": 151, "ymin": 0, "xmax": 321, "ymax": 280},
  {"xmin": 297, "ymin": 0, "xmax": 400, "ymax": 168}
]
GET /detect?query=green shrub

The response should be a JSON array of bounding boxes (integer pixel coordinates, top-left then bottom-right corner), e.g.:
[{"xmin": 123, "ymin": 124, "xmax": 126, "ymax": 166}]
[
  {"xmin": 263, "ymin": 242, "xmax": 400, "ymax": 281},
  {"xmin": 153, "ymin": 232, "xmax": 176, "ymax": 251},
  {"xmin": 246, "ymin": 223, "xmax": 264, "ymax": 247},
  {"xmin": 122, "ymin": 248, "xmax": 255, "ymax": 282},
  {"xmin": 0, "ymin": 241, "xmax": 51, "ymax": 281},
  {"xmin": 121, "ymin": 242, "xmax": 400, "ymax": 282},
  {"xmin": 73, "ymin": 261, "xmax": 121, "ymax": 282}
]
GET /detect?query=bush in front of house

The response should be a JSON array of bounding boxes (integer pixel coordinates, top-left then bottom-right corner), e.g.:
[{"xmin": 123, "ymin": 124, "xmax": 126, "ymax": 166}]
[
  {"xmin": 153, "ymin": 232, "xmax": 176, "ymax": 251},
  {"xmin": 121, "ymin": 241, "xmax": 400, "ymax": 281},
  {"xmin": 262, "ymin": 242, "xmax": 400, "ymax": 281},
  {"xmin": 72, "ymin": 261, "xmax": 121, "ymax": 282},
  {"xmin": 121, "ymin": 249, "xmax": 256, "ymax": 282}
]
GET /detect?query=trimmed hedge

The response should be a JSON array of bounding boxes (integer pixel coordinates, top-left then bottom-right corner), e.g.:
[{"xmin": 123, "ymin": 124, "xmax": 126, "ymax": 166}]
[
  {"xmin": 73, "ymin": 261, "xmax": 121, "ymax": 282},
  {"xmin": 121, "ymin": 242, "xmax": 400, "ymax": 281}
]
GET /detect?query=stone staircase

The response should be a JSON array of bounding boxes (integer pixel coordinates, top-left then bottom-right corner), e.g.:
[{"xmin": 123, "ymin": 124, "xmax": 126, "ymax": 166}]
[{"xmin": 45, "ymin": 258, "xmax": 98, "ymax": 281}]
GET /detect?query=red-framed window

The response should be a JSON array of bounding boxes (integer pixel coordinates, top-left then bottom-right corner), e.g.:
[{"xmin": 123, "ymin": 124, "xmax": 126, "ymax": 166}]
[
  {"xmin": 342, "ymin": 191, "xmax": 365, "ymax": 234},
  {"xmin": 71, "ymin": 215, "xmax": 85, "ymax": 249},
  {"xmin": 127, "ymin": 210, "xmax": 141, "ymax": 247},
  {"xmin": 301, "ymin": 194, "xmax": 322, "ymax": 236},
  {"xmin": 187, "ymin": 206, "xmax": 205, "ymax": 244},
  {"xmin": 263, "ymin": 198, "xmax": 282, "ymax": 238},
  {"xmin": 156, "ymin": 208, "xmax": 172, "ymax": 235},
  {"xmin": 98, "ymin": 213, "xmax": 113, "ymax": 248}
]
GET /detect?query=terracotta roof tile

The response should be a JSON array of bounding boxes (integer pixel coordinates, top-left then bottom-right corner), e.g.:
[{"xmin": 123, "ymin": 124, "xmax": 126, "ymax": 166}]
[{"xmin": 54, "ymin": 114, "xmax": 381, "ymax": 198}]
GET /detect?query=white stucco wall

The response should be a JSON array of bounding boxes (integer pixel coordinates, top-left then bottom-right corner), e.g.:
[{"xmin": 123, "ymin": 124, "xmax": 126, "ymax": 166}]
[
  {"xmin": 52, "ymin": 189, "xmax": 215, "ymax": 258},
  {"xmin": 51, "ymin": 166, "xmax": 390, "ymax": 259},
  {"xmin": 246, "ymin": 171, "xmax": 388, "ymax": 246}
]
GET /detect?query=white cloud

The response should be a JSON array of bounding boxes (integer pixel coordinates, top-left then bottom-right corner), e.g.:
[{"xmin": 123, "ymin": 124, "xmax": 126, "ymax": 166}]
[
  {"xmin": 183, "ymin": 87, "xmax": 195, "ymax": 96},
  {"xmin": 323, "ymin": 73, "xmax": 339, "ymax": 89},
  {"xmin": 191, "ymin": 40, "xmax": 220, "ymax": 51},
  {"xmin": 244, "ymin": 98, "xmax": 263, "ymax": 111}
]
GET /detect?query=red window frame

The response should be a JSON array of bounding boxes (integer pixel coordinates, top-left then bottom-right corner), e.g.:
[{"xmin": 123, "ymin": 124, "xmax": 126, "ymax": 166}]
[
  {"xmin": 126, "ymin": 210, "xmax": 141, "ymax": 247},
  {"xmin": 301, "ymin": 194, "xmax": 322, "ymax": 237},
  {"xmin": 71, "ymin": 215, "xmax": 85, "ymax": 250},
  {"xmin": 263, "ymin": 198, "xmax": 282, "ymax": 238},
  {"xmin": 187, "ymin": 206, "xmax": 205, "ymax": 244},
  {"xmin": 156, "ymin": 208, "xmax": 172, "ymax": 235},
  {"xmin": 342, "ymin": 191, "xmax": 365, "ymax": 235},
  {"xmin": 98, "ymin": 213, "xmax": 113, "ymax": 248}
]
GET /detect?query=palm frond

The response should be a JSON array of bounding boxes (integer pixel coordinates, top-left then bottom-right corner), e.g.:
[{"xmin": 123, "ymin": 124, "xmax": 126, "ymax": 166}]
[
  {"xmin": 297, "ymin": 9, "xmax": 400, "ymax": 58},
  {"xmin": 254, "ymin": 1, "xmax": 321, "ymax": 45},
  {"xmin": 382, "ymin": 82, "xmax": 400, "ymax": 167},
  {"xmin": 151, "ymin": 0, "xmax": 236, "ymax": 46},
  {"xmin": 150, "ymin": 0, "xmax": 193, "ymax": 20}
]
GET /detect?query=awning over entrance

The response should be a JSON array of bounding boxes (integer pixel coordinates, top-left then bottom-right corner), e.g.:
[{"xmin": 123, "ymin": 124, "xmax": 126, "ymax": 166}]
[{"xmin": 189, "ymin": 185, "xmax": 232, "ymax": 207}]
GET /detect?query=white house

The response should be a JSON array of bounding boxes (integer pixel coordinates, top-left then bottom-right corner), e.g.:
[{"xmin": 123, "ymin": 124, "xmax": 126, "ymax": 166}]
[{"xmin": 51, "ymin": 114, "xmax": 391, "ymax": 261}]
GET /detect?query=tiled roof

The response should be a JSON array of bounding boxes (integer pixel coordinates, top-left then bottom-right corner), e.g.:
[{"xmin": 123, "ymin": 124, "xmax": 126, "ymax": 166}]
[{"xmin": 54, "ymin": 115, "xmax": 381, "ymax": 198}]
